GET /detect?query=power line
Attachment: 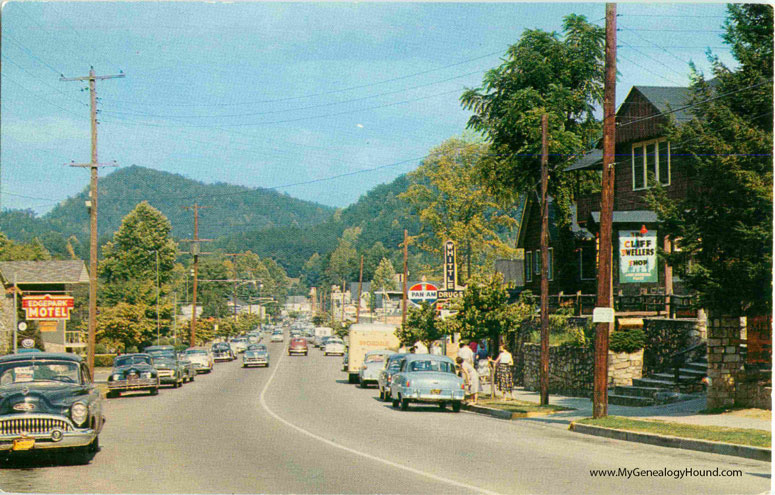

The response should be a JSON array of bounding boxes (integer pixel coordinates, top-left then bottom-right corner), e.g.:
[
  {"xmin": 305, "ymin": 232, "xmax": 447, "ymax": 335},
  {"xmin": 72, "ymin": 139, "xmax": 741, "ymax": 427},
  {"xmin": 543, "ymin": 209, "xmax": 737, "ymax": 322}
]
[
  {"xmin": 2, "ymin": 33, "xmax": 63, "ymax": 76},
  {"xmin": 14, "ymin": 2, "xmax": 94, "ymax": 69},
  {"xmin": 619, "ymin": 26, "xmax": 692, "ymax": 66},
  {"xmin": 103, "ymin": 49, "xmax": 506, "ymax": 108},
  {"xmin": 0, "ymin": 73, "xmax": 86, "ymax": 118},
  {"xmin": 623, "ymin": 28, "xmax": 725, "ymax": 33},
  {"xmin": 2, "ymin": 55, "xmax": 89, "ymax": 107},
  {"xmin": 617, "ymin": 53, "xmax": 685, "ymax": 86},
  {"xmin": 618, "ymin": 40, "xmax": 688, "ymax": 79}
]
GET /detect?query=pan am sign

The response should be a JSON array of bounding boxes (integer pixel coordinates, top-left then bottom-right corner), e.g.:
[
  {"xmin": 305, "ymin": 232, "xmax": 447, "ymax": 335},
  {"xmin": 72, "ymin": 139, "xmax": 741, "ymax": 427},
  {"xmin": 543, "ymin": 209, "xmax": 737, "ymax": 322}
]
[{"xmin": 408, "ymin": 283, "xmax": 438, "ymax": 304}]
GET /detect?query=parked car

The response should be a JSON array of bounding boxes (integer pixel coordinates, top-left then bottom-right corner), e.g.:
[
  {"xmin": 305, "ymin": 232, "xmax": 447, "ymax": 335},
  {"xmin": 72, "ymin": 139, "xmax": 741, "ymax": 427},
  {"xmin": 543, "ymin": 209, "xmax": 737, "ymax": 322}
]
[
  {"xmin": 288, "ymin": 338, "xmax": 308, "ymax": 356},
  {"xmin": 107, "ymin": 353, "xmax": 159, "ymax": 397},
  {"xmin": 184, "ymin": 347, "xmax": 214, "ymax": 373},
  {"xmin": 144, "ymin": 347, "xmax": 185, "ymax": 388},
  {"xmin": 358, "ymin": 350, "xmax": 395, "ymax": 388},
  {"xmin": 270, "ymin": 332, "xmax": 284, "ymax": 343},
  {"xmin": 323, "ymin": 337, "xmax": 346, "ymax": 356},
  {"xmin": 230, "ymin": 337, "xmax": 248, "ymax": 354},
  {"xmin": 211, "ymin": 342, "xmax": 235, "ymax": 362},
  {"xmin": 377, "ymin": 353, "xmax": 408, "ymax": 401},
  {"xmin": 243, "ymin": 345, "xmax": 270, "ymax": 368},
  {"xmin": 176, "ymin": 353, "xmax": 197, "ymax": 383},
  {"xmin": 0, "ymin": 352, "xmax": 104, "ymax": 461},
  {"xmin": 389, "ymin": 354, "xmax": 465, "ymax": 412}
]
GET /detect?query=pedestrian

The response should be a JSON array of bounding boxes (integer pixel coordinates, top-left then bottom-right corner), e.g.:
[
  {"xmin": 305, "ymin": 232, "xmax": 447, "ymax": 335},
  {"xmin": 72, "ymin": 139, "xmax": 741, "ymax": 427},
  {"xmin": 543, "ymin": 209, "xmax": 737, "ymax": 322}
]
[
  {"xmin": 457, "ymin": 340, "xmax": 474, "ymax": 365},
  {"xmin": 468, "ymin": 340, "xmax": 478, "ymax": 355},
  {"xmin": 430, "ymin": 341, "xmax": 442, "ymax": 355},
  {"xmin": 476, "ymin": 341, "xmax": 488, "ymax": 363},
  {"xmin": 491, "ymin": 344, "xmax": 514, "ymax": 398},
  {"xmin": 456, "ymin": 356, "xmax": 480, "ymax": 405}
]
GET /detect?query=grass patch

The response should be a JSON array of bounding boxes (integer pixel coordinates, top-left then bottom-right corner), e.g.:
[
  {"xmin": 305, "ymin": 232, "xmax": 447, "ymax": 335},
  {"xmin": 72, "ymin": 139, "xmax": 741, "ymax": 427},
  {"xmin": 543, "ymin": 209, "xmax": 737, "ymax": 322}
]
[
  {"xmin": 478, "ymin": 399, "xmax": 574, "ymax": 414},
  {"xmin": 578, "ymin": 416, "xmax": 771, "ymax": 448}
]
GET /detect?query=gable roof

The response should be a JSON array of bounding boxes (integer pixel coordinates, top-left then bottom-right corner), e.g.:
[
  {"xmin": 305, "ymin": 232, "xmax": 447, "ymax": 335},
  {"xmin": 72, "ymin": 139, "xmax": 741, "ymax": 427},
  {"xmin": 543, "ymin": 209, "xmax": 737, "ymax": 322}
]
[
  {"xmin": 631, "ymin": 85, "xmax": 693, "ymax": 123},
  {"xmin": 0, "ymin": 260, "xmax": 89, "ymax": 285}
]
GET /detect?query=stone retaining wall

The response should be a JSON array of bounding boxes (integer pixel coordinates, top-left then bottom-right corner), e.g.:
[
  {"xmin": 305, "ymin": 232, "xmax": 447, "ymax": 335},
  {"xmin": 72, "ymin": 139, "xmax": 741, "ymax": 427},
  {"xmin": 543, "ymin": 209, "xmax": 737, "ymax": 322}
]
[
  {"xmin": 643, "ymin": 317, "xmax": 705, "ymax": 374},
  {"xmin": 521, "ymin": 344, "xmax": 644, "ymax": 397}
]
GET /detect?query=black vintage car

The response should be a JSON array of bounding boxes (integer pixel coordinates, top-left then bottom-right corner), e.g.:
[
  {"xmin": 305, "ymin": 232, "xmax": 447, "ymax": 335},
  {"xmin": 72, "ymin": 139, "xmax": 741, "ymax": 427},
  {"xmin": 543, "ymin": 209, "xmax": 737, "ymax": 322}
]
[
  {"xmin": 0, "ymin": 352, "xmax": 104, "ymax": 461},
  {"xmin": 211, "ymin": 342, "xmax": 235, "ymax": 362},
  {"xmin": 144, "ymin": 346, "xmax": 186, "ymax": 388},
  {"xmin": 107, "ymin": 353, "xmax": 159, "ymax": 398}
]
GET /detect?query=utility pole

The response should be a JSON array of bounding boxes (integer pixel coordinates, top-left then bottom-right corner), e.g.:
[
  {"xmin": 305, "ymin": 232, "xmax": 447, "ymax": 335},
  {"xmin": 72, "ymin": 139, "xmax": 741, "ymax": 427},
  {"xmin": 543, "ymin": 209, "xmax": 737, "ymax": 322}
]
[
  {"xmin": 341, "ymin": 281, "xmax": 346, "ymax": 323},
  {"xmin": 356, "ymin": 255, "xmax": 364, "ymax": 323},
  {"xmin": 62, "ymin": 67, "xmax": 124, "ymax": 377},
  {"xmin": 402, "ymin": 229, "xmax": 409, "ymax": 327},
  {"xmin": 540, "ymin": 113, "xmax": 550, "ymax": 406},
  {"xmin": 224, "ymin": 253, "xmax": 246, "ymax": 322},
  {"xmin": 155, "ymin": 249, "xmax": 160, "ymax": 345},
  {"xmin": 594, "ymin": 3, "xmax": 617, "ymax": 419},
  {"xmin": 182, "ymin": 203, "xmax": 211, "ymax": 347}
]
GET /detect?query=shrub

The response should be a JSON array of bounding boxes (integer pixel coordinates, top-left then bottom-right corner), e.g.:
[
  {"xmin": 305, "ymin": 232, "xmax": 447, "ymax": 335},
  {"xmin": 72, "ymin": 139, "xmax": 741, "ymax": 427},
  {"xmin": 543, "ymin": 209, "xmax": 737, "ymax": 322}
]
[
  {"xmin": 95, "ymin": 343, "xmax": 109, "ymax": 354},
  {"xmin": 126, "ymin": 345, "xmax": 139, "ymax": 354},
  {"xmin": 94, "ymin": 354, "xmax": 116, "ymax": 367},
  {"xmin": 609, "ymin": 329, "xmax": 646, "ymax": 353}
]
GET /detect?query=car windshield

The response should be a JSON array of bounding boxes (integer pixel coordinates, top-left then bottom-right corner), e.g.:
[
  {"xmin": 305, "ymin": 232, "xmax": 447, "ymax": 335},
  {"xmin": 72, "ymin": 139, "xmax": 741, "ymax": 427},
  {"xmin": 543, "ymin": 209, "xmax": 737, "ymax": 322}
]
[
  {"xmin": 327, "ymin": 339, "xmax": 343, "ymax": 345},
  {"xmin": 186, "ymin": 350, "xmax": 207, "ymax": 356},
  {"xmin": 148, "ymin": 351, "xmax": 175, "ymax": 360},
  {"xmin": 365, "ymin": 354, "xmax": 388, "ymax": 363},
  {"xmin": 0, "ymin": 360, "xmax": 82, "ymax": 385},
  {"xmin": 408, "ymin": 360, "xmax": 455, "ymax": 373},
  {"xmin": 114, "ymin": 355, "xmax": 152, "ymax": 367}
]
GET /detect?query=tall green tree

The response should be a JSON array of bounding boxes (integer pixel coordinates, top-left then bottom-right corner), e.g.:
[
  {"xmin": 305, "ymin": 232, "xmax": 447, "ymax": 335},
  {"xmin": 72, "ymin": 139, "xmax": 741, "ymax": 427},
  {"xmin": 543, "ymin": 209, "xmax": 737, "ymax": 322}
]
[
  {"xmin": 460, "ymin": 14, "xmax": 605, "ymax": 224},
  {"xmin": 397, "ymin": 302, "xmax": 447, "ymax": 348},
  {"xmin": 325, "ymin": 230, "xmax": 359, "ymax": 286},
  {"xmin": 399, "ymin": 137, "xmax": 517, "ymax": 280},
  {"xmin": 649, "ymin": 5, "xmax": 773, "ymax": 316},
  {"xmin": 99, "ymin": 201, "xmax": 177, "ymax": 285},
  {"xmin": 0, "ymin": 233, "xmax": 51, "ymax": 261},
  {"xmin": 451, "ymin": 272, "xmax": 513, "ymax": 347},
  {"xmin": 372, "ymin": 257, "xmax": 397, "ymax": 293}
]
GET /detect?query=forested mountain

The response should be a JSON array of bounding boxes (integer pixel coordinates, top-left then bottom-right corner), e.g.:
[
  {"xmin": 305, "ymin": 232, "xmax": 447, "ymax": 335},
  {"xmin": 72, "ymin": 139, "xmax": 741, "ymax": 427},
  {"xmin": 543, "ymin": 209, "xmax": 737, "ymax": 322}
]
[
  {"xmin": 0, "ymin": 165, "xmax": 334, "ymax": 257},
  {"xmin": 217, "ymin": 174, "xmax": 422, "ymax": 277}
]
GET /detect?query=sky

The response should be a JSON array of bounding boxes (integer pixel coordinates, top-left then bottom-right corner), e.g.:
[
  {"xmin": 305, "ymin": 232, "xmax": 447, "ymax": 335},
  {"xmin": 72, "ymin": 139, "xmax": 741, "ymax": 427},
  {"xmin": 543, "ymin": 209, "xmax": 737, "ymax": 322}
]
[{"xmin": 1, "ymin": 1, "xmax": 736, "ymax": 215}]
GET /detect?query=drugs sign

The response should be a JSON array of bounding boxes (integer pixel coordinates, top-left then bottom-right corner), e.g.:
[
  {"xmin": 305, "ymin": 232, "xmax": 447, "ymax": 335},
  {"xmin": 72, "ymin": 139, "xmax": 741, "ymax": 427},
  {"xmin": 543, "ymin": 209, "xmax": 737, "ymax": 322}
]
[
  {"xmin": 21, "ymin": 295, "xmax": 75, "ymax": 320},
  {"xmin": 408, "ymin": 283, "xmax": 438, "ymax": 304}
]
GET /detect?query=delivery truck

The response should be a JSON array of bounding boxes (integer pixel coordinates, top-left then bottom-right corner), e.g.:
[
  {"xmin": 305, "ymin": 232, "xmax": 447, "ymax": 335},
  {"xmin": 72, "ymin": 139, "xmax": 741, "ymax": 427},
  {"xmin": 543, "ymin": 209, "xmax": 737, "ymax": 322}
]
[
  {"xmin": 346, "ymin": 323, "xmax": 401, "ymax": 384},
  {"xmin": 313, "ymin": 326, "xmax": 334, "ymax": 347}
]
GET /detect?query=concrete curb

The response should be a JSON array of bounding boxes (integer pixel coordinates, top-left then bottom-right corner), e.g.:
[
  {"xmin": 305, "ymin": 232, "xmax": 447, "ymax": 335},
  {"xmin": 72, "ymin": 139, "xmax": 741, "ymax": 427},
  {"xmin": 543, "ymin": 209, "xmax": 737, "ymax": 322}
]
[
  {"xmin": 569, "ymin": 422, "xmax": 771, "ymax": 462},
  {"xmin": 463, "ymin": 404, "xmax": 559, "ymax": 420}
]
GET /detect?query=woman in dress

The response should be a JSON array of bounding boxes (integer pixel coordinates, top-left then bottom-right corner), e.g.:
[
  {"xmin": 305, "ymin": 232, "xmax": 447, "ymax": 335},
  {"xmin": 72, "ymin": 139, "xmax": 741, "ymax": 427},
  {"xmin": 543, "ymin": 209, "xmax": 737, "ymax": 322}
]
[
  {"xmin": 491, "ymin": 345, "xmax": 514, "ymax": 398},
  {"xmin": 456, "ymin": 356, "xmax": 480, "ymax": 405}
]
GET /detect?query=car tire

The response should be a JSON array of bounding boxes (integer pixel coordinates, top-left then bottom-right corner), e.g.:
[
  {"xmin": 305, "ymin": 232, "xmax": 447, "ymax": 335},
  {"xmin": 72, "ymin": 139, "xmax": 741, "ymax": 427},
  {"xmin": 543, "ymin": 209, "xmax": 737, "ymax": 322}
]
[
  {"xmin": 190, "ymin": 374, "xmax": 195, "ymax": 382},
  {"xmin": 378, "ymin": 388, "xmax": 384, "ymax": 401},
  {"xmin": 359, "ymin": 378, "xmax": 367, "ymax": 389},
  {"xmin": 392, "ymin": 396, "xmax": 399, "ymax": 408},
  {"xmin": 452, "ymin": 401, "xmax": 461, "ymax": 413},
  {"xmin": 150, "ymin": 387, "xmax": 159, "ymax": 396},
  {"xmin": 106, "ymin": 390, "xmax": 119, "ymax": 399},
  {"xmin": 348, "ymin": 374, "xmax": 357, "ymax": 384},
  {"xmin": 400, "ymin": 397, "xmax": 410, "ymax": 411},
  {"xmin": 438, "ymin": 402, "xmax": 447, "ymax": 410}
]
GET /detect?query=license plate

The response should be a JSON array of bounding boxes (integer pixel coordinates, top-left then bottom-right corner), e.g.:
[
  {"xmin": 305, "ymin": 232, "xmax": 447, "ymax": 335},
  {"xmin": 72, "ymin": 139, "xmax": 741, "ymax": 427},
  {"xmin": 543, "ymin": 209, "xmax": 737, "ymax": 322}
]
[
  {"xmin": 430, "ymin": 389, "xmax": 441, "ymax": 395},
  {"xmin": 13, "ymin": 438, "xmax": 35, "ymax": 451}
]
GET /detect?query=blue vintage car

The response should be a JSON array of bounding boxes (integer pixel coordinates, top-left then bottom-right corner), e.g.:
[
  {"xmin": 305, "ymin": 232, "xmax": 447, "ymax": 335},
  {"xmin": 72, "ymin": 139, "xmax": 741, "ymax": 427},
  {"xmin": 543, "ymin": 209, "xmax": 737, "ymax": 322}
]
[
  {"xmin": 243, "ymin": 344, "xmax": 270, "ymax": 368},
  {"xmin": 389, "ymin": 354, "xmax": 465, "ymax": 412},
  {"xmin": 377, "ymin": 353, "xmax": 408, "ymax": 401},
  {"xmin": 107, "ymin": 353, "xmax": 159, "ymax": 397},
  {"xmin": 358, "ymin": 350, "xmax": 395, "ymax": 388},
  {"xmin": 0, "ymin": 352, "xmax": 104, "ymax": 461}
]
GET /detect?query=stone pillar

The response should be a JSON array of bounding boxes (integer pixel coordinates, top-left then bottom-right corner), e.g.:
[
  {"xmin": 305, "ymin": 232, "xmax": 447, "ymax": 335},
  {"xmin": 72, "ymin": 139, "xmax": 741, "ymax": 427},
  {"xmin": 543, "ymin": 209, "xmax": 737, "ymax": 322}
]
[{"xmin": 706, "ymin": 317, "xmax": 744, "ymax": 409}]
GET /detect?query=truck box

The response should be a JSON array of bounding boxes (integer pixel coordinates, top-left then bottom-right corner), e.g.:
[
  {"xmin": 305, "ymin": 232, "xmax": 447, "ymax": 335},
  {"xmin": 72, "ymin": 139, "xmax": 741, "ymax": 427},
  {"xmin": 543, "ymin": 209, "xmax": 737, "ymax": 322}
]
[
  {"xmin": 313, "ymin": 326, "xmax": 333, "ymax": 347},
  {"xmin": 346, "ymin": 323, "xmax": 401, "ymax": 383}
]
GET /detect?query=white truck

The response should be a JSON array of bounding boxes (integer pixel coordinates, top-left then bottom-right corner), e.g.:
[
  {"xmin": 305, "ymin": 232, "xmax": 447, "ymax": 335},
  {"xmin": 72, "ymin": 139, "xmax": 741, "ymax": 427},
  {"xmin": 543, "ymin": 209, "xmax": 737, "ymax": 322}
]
[
  {"xmin": 313, "ymin": 326, "xmax": 333, "ymax": 347},
  {"xmin": 346, "ymin": 323, "xmax": 401, "ymax": 384}
]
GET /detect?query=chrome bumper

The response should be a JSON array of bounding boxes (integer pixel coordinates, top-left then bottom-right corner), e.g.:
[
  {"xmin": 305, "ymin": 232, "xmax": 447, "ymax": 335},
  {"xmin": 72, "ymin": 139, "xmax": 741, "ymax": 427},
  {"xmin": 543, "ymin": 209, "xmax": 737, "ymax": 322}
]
[
  {"xmin": 400, "ymin": 387, "xmax": 464, "ymax": 401},
  {"xmin": 108, "ymin": 378, "xmax": 157, "ymax": 390},
  {"xmin": 0, "ymin": 414, "xmax": 96, "ymax": 451}
]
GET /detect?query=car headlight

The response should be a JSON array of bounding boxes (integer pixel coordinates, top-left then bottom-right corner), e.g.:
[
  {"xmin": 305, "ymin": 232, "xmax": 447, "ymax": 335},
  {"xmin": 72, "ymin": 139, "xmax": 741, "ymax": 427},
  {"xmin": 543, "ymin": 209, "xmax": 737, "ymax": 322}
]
[
  {"xmin": 142, "ymin": 372, "xmax": 153, "ymax": 379},
  {"xmin": 71, "ymin": 402, "xmax": 88, "ymax": 426},
  {"xmin": 111, "ymin": 374, "xmax": 121, "ymax": 381}
]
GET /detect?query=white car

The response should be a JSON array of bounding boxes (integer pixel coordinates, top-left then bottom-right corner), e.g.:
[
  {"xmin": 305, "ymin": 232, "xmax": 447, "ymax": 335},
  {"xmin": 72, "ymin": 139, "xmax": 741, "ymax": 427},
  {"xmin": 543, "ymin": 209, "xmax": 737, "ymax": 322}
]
[
  {"xmin": 230, "ymin": 338, "xmax": 248, "ymax": 354},
  {"xmin": 271, "ymin": 333, "xmax": 284, "ymax": 343},
  {"xmin": 184, "ymin": 347, "xmax": 214, "ymax": 373},
  {"xmin": 323, "ymin": 338, "xmax": 346, "ymax": 356}
]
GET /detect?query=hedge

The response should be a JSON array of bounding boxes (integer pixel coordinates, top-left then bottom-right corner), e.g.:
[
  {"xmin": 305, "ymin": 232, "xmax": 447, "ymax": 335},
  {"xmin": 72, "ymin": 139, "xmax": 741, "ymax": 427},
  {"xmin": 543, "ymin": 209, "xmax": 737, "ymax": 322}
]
[
  {"xmin": 94, "ymin": 354, "xmax": 116, "ymax": 367},
  {"xmin": 609, "ymin": 328, "xmax": 646, "ymax": 353}
]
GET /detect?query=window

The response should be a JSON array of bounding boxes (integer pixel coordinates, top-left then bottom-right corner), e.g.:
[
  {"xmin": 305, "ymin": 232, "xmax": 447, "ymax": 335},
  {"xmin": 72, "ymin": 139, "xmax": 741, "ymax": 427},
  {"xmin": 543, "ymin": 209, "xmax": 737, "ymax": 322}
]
[
  {"xmin": 526, "ymin": 251, "xmax": 533, "ymax": 282},
  {"xmin": 535, "ymin": 249, "xmax": 542, "ymax": 276},
  {"xmin": 548, "ymin": 248, "xmax": 554, "ymax": 281},
  {"xmin": 632, "ymin": 139, "xmax": 670, "ymax": 189}
]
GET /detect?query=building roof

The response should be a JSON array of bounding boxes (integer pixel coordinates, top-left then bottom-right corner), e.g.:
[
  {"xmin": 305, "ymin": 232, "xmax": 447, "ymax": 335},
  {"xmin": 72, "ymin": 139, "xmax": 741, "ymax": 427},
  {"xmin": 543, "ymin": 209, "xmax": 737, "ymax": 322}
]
[
  {"xmin": 590, "ymin": 210, "xmax": 659, "ymax": 224},
  {"xmin": 0, "ymin": 260, "xmax": 89, "ymax": 285},
  {"xmin": 565, "ymin": 149, "xmax": 603, "ymax": 172},
  {"xmin": 632, "ymin": 85, "xmax": 693, "ymax": 123}
]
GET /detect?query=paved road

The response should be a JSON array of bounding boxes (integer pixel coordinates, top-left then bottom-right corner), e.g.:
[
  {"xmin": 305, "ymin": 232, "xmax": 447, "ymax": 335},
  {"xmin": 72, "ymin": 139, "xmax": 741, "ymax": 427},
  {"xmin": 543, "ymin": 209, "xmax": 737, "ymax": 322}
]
[{"xmin": 1, "ymin": 338, "xmax": 770, "ymax": 494}]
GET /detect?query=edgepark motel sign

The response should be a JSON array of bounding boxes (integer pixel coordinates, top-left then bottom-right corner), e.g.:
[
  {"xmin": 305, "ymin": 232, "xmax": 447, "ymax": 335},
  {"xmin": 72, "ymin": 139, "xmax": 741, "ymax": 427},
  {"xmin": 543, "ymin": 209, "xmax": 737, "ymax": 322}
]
[{"xmin": 22, "ymin": 294, "xmax": 75, "ymax": 320}]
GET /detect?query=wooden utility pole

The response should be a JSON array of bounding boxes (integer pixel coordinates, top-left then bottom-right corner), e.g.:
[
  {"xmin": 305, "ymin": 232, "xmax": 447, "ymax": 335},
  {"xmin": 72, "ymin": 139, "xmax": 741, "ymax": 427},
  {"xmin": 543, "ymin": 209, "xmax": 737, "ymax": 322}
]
[
  {"xmin": 540, "ymin": 114, "xmax": 550, "ymax": 406},
  {"xmin": 341, "ymin": 281, "xmax": 346, "ymax": 323},
  {"xmin": 594, "ymin": 3, "xmax": 617, "ymax": 419},
  {"xmin": 62, "ymin": 67, "xmax": 124, "ymax": 377},
  {"xmin": 182, "ymin": 204, "xmax": 211, "ymax": 347},
  {"xmin": 356, "ymin": 255, "xmax": 364, "ymax": 323},
  {"xmin": 402, "ymin": 229, "xmax": 409, "ymax": 327}
]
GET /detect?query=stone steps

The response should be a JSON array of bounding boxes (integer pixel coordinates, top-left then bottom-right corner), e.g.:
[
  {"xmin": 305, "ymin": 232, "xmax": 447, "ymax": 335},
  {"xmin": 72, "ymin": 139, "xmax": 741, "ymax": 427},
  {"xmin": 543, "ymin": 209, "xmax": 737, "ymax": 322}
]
[
  {"xmin": 607, "ymin": 393, "xmax": 655, "ymax": 407},
  {"xmin": 613, "ymin": 385, "xmax": 662, "ymax": 398}
]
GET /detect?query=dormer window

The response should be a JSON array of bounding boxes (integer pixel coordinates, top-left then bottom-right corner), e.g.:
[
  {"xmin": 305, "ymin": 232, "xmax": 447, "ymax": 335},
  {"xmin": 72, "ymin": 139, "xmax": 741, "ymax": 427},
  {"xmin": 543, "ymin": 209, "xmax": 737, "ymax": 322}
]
[{"xmin": 632, "ymin": 138, "xmax": 671, "ymax": 190}]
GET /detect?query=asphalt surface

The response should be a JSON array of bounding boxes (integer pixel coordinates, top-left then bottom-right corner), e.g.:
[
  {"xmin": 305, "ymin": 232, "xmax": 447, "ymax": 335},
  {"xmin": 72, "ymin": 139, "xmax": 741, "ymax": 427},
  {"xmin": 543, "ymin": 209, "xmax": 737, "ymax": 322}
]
[{"xmin": 0, "ymin": 337, "xmax": 770, "ymax": 494}]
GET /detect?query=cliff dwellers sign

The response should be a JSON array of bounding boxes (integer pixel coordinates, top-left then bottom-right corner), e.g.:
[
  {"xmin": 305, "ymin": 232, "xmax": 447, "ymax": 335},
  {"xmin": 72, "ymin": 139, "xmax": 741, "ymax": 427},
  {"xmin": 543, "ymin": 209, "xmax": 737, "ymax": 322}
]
[
  {"xmin": 21, "ymin": 295, "xmax": 75, "ymax": 320},
  {"xmin": 619, "ymin": 230, "xmax": 658, "ymax": 283}
]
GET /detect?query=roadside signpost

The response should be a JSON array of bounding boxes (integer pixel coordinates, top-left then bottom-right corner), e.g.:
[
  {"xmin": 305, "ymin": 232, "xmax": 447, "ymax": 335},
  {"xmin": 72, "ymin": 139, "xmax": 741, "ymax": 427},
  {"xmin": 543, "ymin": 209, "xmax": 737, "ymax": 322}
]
[{"xmin": 408, "ymin": 282, "xmax": 438, "ymax": 305}]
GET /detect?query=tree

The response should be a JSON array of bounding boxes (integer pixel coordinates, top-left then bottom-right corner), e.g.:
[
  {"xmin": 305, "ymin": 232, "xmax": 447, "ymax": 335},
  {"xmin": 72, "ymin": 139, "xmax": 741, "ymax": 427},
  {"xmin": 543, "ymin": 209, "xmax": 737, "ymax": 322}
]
[
  {"xmin": 648, "ymin": 5, "xmax": 773, "ymax": 316},
  {"xmin": 198, "ymin": 257, "xmax": 230, "ymax": 318},
  {"xmin": 460, "ymin": 14, "xmax": 605, "ymax": 225},
  {"xmin": 0, "ymin": 233, "xmax": 51, "ymax": 261},
  {"xmin": 99, "ymin": 201, "xmax": 177, "ymax": 285},
  {"xmin": 363, "ymin": 242, "xmax": 389, "ymax": 281},
  {"xmin": 397, "ymin": 302, "xmax": 447, "ymax": 348},
  {"xmin": 399, "ymin": 137, "xmax": 517, "ymax": 281},
  {"xmin": 325, "ymin": 235, "xmax": 358, "ymax": 286},
  {"xmin": 96, "ymin": 302, "xmax": 156, "ymax": 352},
  {"xmin": 451, "ymin": 272, "xmax": 514, "ymax": 348},
  {"xmin": 372, "ymin": 257, "xmax": 397, "ymax": 292},
  {"xmin": 302, "ymin": 252, "xmax": 324, "ymax": 287}
]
